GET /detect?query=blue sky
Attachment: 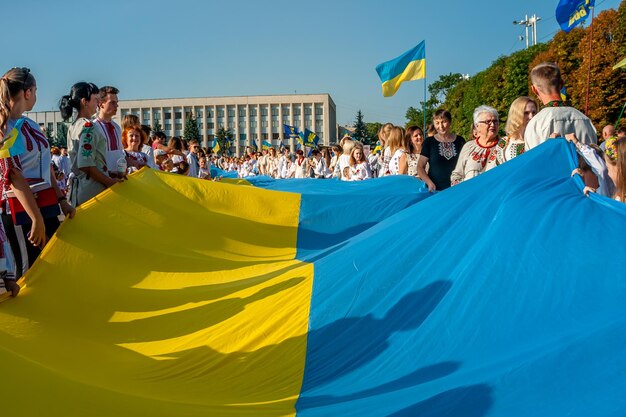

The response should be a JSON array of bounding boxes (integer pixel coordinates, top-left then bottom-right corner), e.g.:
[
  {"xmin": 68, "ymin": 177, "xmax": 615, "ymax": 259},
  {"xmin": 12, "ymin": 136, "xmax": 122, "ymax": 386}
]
[{"xmin": 5, "ymin": 0, "xmax": 621, "ymax": 126}]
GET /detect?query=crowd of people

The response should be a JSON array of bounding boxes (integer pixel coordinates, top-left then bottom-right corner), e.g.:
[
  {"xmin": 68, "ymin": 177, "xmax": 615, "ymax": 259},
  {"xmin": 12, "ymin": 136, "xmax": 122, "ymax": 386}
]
[{"xmin": 0, "ymin": 62, "xmax": 624, "ymax": 297}]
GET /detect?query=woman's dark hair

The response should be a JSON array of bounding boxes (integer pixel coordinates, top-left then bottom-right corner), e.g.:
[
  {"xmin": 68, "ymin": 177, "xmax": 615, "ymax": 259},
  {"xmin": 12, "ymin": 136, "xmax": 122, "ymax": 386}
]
[
  {"xmin": 59, "ymin": 82, "xmax": 99, "ymax": 121},
  {"xmin": 406, "ymin": 125, "xmax": 423, "ymax": 154},
  {"xmin": 433, "ymin": 109, "xmax": 452, "ymax": 123}
]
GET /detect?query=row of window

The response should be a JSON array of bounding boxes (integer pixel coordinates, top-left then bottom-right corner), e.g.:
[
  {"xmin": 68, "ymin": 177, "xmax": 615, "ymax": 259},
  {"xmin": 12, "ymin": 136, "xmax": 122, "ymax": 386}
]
[
  {"xmin": 204, "ymin": 133, "xmax": 325, "ymax": 142},
  {"xmin": 127, "ymin": 104, "xmax": 325, "ymax": 121}
]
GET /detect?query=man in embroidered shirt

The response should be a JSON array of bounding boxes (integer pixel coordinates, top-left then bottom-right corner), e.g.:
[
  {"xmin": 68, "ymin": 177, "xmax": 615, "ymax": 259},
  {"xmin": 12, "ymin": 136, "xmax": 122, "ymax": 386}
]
[
  {"xmin": 524, "ymin": 62, "xmax": 597, "ymax": 150},
  {"xmin": 94, "ymin": 86, "xmax": 125, "ymax": 175}
]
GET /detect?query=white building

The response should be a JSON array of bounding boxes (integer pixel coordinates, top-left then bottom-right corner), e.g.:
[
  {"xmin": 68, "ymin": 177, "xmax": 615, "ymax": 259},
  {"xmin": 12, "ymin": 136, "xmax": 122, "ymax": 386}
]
[{"xmin": 27, "ymin": 93, "xmax": 337, "ymax": 156}]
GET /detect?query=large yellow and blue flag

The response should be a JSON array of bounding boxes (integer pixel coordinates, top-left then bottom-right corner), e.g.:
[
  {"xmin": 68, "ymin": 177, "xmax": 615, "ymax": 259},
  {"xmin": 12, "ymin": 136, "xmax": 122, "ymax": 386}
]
[
  {"xmin": 2, "ymin": 140, "xmax": 626, "ymax": 416},
  {"xmin": 555, "ymin": 0, "xmax": 595, "ymax": 33},
  {"xmin": 375, "ymin": 40, "xmax": 426, "ymax": 97},
  {"xmin": 212, "ymin": 137, "xmax": 220, "ymax": 154}
]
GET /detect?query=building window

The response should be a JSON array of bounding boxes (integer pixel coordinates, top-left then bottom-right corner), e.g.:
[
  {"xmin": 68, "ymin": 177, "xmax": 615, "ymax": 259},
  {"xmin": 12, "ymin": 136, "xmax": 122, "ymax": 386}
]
[
  {"xmin": 142, "ymin": 110, "xmax": 150, "ymax": 119},
  {"xmin": 153, "ymin": 110, "xmax": 161, "ymax": 119},
  {"xmin": 228, "ymin": 118, "xmax": 235, "ymax": 125},
  {"xmin": 282, "ymin": 107, "xmax": 290, "ymax": 116},
  {"xmin": 271, "ymin": 120, "xmax": 278, "ymax": 127},
  {"xmin": 164, "ymin": 112, "xmax": 172, "ymax": 120},
  {"xmin": 238, "ymin": 121, "xmax": 246, "ymax": 128},
  {"xmin": 315, "ymin": 106, "xmax": 323, "ymax": 115},
  {"xmin": 227, "ymin": 108, "xmax": 235, "ymax": 118},
  {"xmin": 261, "ymin": 107, "xmax": 268, "ymax": 116},
  {"xmin": 208, "ymin": 122, "xmax": 214, "ymax": 129},
  {"xmin": 175, "ymin": 112, "xmax": 182, "ymax": 120},
  {"xmin": 261, "ymin": 120, "xmax": 268, "ymax": 127},
  {"xmin": 206, "ymin": 110, "xmax": 213, "ymax": 118},
  {"xmin": 304, "ymin": 107, "xmax": 312, "ymax": 116},
  {"xmin": 217, "ymin": 109, "xmax": 224, "ymax": 117},
  {"xmin": 271, "ymin": 106, "xmax": 279, "ymax": 116},
  {"xmin": 294, "ymin": 107, "xmax": 301, "ymax": 116},
  {"xmin": 175, "ymin": 123, "xmax": 182, "ymax": 130},
  {"xmin": 239, "ymin": 109, "xmax": 246, "ymax": 117},
  {"xmin": 251, "ymin": 121, "xmax": 257, "ymax": 128},
  {"xmin": 165, "ymin": 123, "xmax": 172, "ymax": 130},
  {"xmin": 196, "ymin": 110, "xmax": 203, "ymax": 119}
]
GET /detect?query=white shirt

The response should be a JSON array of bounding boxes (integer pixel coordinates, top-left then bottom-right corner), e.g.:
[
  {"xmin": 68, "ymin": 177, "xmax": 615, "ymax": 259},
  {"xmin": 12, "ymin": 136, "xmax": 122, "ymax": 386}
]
[{"xmin": 524, "ymin": 106, "xmax": 597, "ymax": 150}]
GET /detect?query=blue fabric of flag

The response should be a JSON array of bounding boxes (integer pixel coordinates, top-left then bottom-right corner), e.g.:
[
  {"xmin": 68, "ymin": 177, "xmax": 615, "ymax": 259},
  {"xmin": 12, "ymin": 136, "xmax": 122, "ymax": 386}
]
[{"xmin": 556, "ymin": 0, "xmax": 595, "ymax": 33}]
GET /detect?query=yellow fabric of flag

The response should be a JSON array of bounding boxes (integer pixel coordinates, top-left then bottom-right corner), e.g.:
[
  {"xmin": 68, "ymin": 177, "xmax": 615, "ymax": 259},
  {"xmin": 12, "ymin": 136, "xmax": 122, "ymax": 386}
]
[{"xmin": 0, "ymin": 168, "xmax": 313, "ymax": 416}]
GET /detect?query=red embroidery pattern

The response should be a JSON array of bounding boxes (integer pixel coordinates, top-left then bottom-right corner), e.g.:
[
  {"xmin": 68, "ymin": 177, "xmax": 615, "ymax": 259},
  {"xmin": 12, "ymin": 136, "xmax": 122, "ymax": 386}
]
[{"xmin": 97, "ymin": 120, "xmax": 120, "ymax": 151}]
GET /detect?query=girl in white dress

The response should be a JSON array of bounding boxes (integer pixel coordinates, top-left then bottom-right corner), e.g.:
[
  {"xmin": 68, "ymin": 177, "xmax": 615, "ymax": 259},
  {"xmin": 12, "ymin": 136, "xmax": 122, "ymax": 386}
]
[
  {"xmin": 349, "ymin": 143, "xmax": 372, "ymax": 180},
  {"xmin": 386, "ymin": 126, "xmax": 408, "ymax": 175}
]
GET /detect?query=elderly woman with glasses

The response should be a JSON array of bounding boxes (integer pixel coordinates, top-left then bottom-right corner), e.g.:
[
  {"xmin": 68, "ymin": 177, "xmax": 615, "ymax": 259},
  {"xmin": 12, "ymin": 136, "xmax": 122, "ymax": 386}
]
[{"xmin": 450, "ymin": 105, "xmax": 501, "ymax": 185}]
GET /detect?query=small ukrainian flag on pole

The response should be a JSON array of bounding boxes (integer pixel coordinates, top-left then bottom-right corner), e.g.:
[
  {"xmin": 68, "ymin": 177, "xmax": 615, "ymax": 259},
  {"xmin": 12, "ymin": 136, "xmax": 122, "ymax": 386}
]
[{"xmin": 375, "ymin": 41, "xmax": 426, "ymax": 97}]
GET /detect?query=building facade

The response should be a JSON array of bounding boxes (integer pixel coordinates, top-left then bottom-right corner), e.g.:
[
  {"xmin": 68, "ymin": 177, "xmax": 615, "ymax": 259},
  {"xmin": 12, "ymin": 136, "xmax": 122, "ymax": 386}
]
[{"xmin": 27, "ymin": 94, "xmax": 337, "ymax": 156}]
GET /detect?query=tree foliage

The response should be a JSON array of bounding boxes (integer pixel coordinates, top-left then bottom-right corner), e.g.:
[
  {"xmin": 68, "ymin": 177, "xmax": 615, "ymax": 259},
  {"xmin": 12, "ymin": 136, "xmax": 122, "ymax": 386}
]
[
  {"xmin": 405, "ymin": 73, "xmax": 464, "ymax": 130},
  {"xmin": 215, "ymin": 127, "xmax": 232, "ymax": 155},
  {"xmin": 353, "ymin": 110, "xmax": 369, "ymax": 144},
  {"xmin": 56, "ymin": 122, "xmax": 68, "ymax": 147},
  {"xmin": 433, "ymin": 2, "xmax": 626, "ymax": 137},
  {"xmin": 152, "ymin": 119, "xmax": 163, "ymax": 134},
  {"xmin": 365, "ymin": 122, "xmax": 383, "ymax": 146},
  {"xmin": 183, "ymin": 115, "xmax": 200, "ymax": 141}
]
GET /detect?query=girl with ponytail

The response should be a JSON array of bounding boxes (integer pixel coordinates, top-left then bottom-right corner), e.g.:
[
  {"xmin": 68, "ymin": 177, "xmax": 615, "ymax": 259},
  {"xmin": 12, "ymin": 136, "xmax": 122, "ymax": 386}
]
[{"xmin": 0, "ymin": 67, "xmax": 75, "ymax": 296}]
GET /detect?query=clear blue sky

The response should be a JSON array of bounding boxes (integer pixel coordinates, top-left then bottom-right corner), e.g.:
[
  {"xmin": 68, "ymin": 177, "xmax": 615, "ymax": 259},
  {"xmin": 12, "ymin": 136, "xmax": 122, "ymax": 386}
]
[{"xmin": 4, "ymin": 0, "xmax": 621, "ymax": 126}]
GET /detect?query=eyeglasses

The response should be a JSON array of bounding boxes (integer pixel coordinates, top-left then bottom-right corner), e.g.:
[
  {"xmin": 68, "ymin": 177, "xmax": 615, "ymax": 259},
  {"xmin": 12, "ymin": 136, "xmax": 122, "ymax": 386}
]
[{"xmin": 476, "ymin": 119, "xmax": 499, "ymax": 126}]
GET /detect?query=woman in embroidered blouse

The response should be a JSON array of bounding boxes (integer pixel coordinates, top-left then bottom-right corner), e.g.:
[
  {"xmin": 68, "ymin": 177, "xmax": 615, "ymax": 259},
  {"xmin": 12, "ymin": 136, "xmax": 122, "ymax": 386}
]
[
  {"xmin": 406, "ymin": 126, "xmax": 424, "ymax": 177},
  {"xmin": 450, "ymin": 105, "xmax": 500, "ymax": 185},
  {"xmin": 496, "ymin": 96, "xmax": 538, "ymax": 165},
  {"xmin": 348, "ymin": 143, "xmax": 372, "ymax": 180},
  {"xmin": 62, "ymin": 81, "xmax": 121, "ymax": 207},
  {"xmin": 0, "ymin": 68, "xmax": 75, "ymax": 294},
  {"xmin": 417, "ymin": 110, "xmax": 465, "ymax": 191},
  {"xmin": 290, "ymin": 149, "xmax": 309, "ymax": 178},
  {"xmin": 122, "ymin": 126, "xmax": 149, "ymax": 171},
  {"xmin": 386, "ymin": 126, "xmax": 408, "ymax": 175}
]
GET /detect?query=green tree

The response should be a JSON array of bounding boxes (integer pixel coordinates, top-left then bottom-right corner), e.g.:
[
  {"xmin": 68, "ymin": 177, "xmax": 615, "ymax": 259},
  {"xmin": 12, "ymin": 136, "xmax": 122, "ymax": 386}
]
[
  {"xmin": 353, "ymin": 110, "xmax": 368, "ymax": 143},
  {"xmin": 183, "ymin": 115, "xmax": 200, "ymax": 141},
  {"xmin": 572, "ymin": 8, "xmax": 626, "ymax": 126},
  {"xmin": 405, "ymin": 105, "xmax": 430, "ymax": 130},
  {"xmin": 152, "ymin": 119, "xmax": 163, "ymax": 134},
  {"xmin": 56, "ymin": 122, "xmax": 68, "ymax": 147},
  {"xmin": 44, "ymin": 125, "xmax": 55, "ymax": 145},
  {"xmin": 405, "ymin": 73, "xmax": 464, "ymax": 129},
  {"xmin": 215, "ymin": 127, "xmax": 232, "ymax": 155},
  {"xmin": 365, "ymin": 122, "xmax": 383, "ymax": 146}
]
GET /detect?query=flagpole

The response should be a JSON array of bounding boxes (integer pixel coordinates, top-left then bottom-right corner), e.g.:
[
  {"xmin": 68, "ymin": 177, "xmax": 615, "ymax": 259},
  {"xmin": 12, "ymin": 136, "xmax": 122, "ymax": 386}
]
[
  {"xmin": 585, "ymin": 5, "xmax": 595, "ymax": 115},
  {"xmin": 423, "ymin": 77, "xmax": 427, "ymax": 131}
]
